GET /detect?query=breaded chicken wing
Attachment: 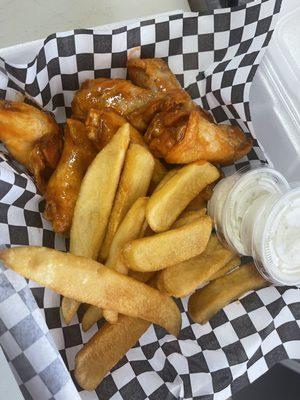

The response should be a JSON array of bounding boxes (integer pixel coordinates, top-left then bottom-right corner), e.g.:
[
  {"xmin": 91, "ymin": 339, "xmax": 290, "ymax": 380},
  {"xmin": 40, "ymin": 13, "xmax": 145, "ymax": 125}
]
[
  {"xmin": 44, "ymin": 119, "xmax": 97, "ymax": 233},
  {"xmin": 0, "ymin": 100, "xmax": 62, "ymax": 191}
]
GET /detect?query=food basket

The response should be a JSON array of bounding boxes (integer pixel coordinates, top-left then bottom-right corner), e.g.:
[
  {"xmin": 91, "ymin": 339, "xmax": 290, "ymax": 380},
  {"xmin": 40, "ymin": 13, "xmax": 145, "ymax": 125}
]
[{"xmin": 2, "ymin": 1, "xmax": 300, "ymax": 400}]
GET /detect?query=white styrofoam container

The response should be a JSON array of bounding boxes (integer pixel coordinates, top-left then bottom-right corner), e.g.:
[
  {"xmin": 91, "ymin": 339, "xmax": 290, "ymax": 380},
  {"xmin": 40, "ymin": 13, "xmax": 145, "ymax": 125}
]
[{"xmin": 250, "ymin": 2, "xmax": 300, "ymax": 182}]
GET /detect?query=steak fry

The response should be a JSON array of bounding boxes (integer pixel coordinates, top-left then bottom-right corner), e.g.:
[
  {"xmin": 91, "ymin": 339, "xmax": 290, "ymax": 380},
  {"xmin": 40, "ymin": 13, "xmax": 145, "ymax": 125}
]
[{"xmin": 188, "ymin": 263, "xmax": 267, "ymax": 324}]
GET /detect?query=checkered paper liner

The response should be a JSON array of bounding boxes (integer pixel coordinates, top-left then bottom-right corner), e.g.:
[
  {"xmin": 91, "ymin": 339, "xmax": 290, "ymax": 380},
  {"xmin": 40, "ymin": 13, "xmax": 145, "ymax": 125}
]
[{"xmin": 1, "ymin": 0, "xmax": 300, "ymax": 399}]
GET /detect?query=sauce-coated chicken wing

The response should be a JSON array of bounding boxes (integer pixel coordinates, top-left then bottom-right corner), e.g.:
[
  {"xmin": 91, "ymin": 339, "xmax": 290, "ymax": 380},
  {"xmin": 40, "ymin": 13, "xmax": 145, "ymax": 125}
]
[
  {"xmin": 0, "ymin": 100, "xmax": 62, "ymax": 191},
  {"xmin": 127, "ymin": 58, "xmax": 182, "ymax": 92},
  {"xmin": 44, "ymin": 119, "xmax": 97, "ymax": 233},
  {"xmin": 72, "ymin": 78, "xmax": 162, "ymax": 130},
  {"xmin": 85, "ymin": 108, "xmax": 145, "ymax": 151},
  {"xmin": 145, "ymin": 109, "xmax": 252, "ymax": 164}
]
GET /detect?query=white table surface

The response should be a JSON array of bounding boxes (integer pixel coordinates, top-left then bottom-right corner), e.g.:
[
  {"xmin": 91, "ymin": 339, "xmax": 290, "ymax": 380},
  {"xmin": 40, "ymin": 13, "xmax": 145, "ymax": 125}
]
[{"xmin": 0, "ymin": 0, "xmax": 190, "ymax": 49}]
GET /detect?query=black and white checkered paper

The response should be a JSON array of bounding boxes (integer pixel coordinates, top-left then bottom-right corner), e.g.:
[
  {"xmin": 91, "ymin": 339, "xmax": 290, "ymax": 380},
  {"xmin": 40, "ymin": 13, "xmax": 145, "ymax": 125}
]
[{"xmin": 1, "ymin": 1, "xmax": 300, "ymax": 399}]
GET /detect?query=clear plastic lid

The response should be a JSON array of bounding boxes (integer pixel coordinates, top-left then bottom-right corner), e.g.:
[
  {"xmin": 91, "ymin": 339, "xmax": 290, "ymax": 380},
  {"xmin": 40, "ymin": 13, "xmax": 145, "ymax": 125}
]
[
  {"xmin": 222, "ymin": 166, "xmax": 289, "ymax": 255},
  {"xmin": 208, "ymin": 163, "xmax": 290, "ymax": 256}
]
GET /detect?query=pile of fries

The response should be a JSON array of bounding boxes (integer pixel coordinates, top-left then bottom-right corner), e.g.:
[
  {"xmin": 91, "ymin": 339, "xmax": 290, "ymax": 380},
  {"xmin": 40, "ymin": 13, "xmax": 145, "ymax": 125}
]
[{"xmin": 0, "ymin": 58, "xmax": 267, "ymax": 391}]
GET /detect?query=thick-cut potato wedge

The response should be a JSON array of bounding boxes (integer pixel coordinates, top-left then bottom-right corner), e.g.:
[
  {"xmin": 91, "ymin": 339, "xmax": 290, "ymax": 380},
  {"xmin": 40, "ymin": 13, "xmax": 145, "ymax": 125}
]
[
  {"xmin": 210, "ymin": 256, "xmax": 241, "ymax": 281},
  {"xmin": 0, "ymin": 247, "xmax": 181, "ymax": 336},
  {"xmin": 71, "ymin": 124, "xmax": 130, "ymax": 259},
  {"xmin": 76, "ymin": 273, "xmax": 157, "ymax": 388},
  {"xmin": 84, "ymin": 261, "xmax": 155, "ymax": 331},
  {"xmin": 82, "ymin": 306, "xmax": 103, "ymax": 332},
  {"xmin": 156, "ymin": 235, "xmax": 236, "ymax": 297},
  {"xmin": 146, "ymin": 161, "xmax": 219, "ymax": 232},
  {"xmin": 85, "ymin": 108, "xmax": 166, "ymax": 189},
  {"xmin": 61, "ymin": 298, "xmax": 81, "ymax": 325},
  {"xmin": 62, "ymin": 125, "xmax": 130, "ymax": 324},
  {"xmin": 185, "ymin": 193, "xmax": 207, "ymax": 211},
  {"xmin": 184, "ymin": 168, "xmax": 223, "ymax": 211},
  {"xmin": 75, "ymin": 315, "xmax": 150, "ymax": 390},
  {"xmin": 172, "ymin": 209, "xmax": 206, "ymax": 229},
  {"xmin": 121, "ymin": 216, "xmax": 212, "ymax": 272},
  {"xmin": 61, "ymin": 297, "xmax": 80, "ymax": 325},
  {"xmin": 103, "ymin": 197, "xmax": 149, "ymax": 323},
  {"xmin": 153, "ymin": 168, "xmax": 178, "ymax": 193},
  {"xmin": 188, "ymin": 263, "xmax": 267, "ymax": 324},
  {"xmin": 106, "ymin": 197, "xmax": 148, "ymax": 270},
  {"xmin": 119, "ymin": 124, "xmax": 167, "ymax": 193},
  {"xmin": 151, "ymin": 159, "xmax": 167, "ymax": 190},
  {"xmin": 100, "ymin": 145, "xmax": 154, "ymax": 261}
]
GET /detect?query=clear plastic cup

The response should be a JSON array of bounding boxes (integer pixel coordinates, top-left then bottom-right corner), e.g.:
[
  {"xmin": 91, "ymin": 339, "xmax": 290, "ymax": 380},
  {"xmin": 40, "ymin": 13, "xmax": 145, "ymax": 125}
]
[
  {"xmin": 252, "ymin": 187, "xmax": 300, "ymax": 286},
  {"xmin": 207, "ymin": 162, "xmax": 300, "ymax": 286}
]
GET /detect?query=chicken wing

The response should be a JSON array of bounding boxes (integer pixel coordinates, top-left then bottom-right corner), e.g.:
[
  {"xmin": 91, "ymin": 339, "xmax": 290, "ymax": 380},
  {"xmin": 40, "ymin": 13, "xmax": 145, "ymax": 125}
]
[
  {"xmin": 72, "ymin": 77, "xmax": 162, "ymax": 130},
  {"xmin": 0, "ymin": 100, "xmax": 62, "ymax": 191},
  {"xmin": 145, "ymin": 109, "xmax": 252, "ymax": 164},
  {"xmin": 127, "ymin": 58, "xmax": 182, "ymax": 92},
  {"xmin": 85, "ymin": 108, "xmax": 145, "ymax": 151},
  {"xmin": 144, "ymin": 107, "xmax": 212, "ymax": 158},
  {"xmin": 72, "ymin": 76, "xmax": 195, "ymax": 132},
  {"xmin": 127, "ymin": 88, "xmax": 194, "ymax": 132},
  {"xmin": 44, "ymin": 119, "xmax": 97, "ymax": 234}
]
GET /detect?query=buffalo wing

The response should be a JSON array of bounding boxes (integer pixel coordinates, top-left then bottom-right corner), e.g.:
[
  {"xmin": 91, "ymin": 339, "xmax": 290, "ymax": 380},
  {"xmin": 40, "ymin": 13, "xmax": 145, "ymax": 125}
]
[
  {"xmin": 0, "ymin": 100, "xmax": 62, "ymax": 191},
  {"xmin": 85, "ymin": 108, "xmax": 145, "ymax": 151},
  {"xmin": 127, "ymin": 58, "xmax": 182, "ymax": 92},
  {"xmin": 44, "ymin": 119, "xmax": 97, "ymax": 233},
  {"xmin": 145, "ymin": 108, "xmax": 252, "ymax": 164},
  {"xmin": 72, "ymin": 78, "xmax": 162, "ymax": 131}
]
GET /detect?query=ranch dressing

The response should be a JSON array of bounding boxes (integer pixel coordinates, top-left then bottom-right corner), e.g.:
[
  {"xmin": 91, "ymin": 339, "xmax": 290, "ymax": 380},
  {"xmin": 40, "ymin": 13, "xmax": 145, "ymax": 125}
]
[
  {"xmin": 252, "ymin": 188, "xmax": 300, "ymax": 285},
  {"xmin": 208, "ymin": 164, "xmax": 300, "ymax": 286}
]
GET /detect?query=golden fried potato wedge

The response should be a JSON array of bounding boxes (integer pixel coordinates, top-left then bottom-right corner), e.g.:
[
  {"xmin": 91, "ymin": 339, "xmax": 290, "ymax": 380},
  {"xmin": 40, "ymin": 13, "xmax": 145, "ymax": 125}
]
[
  {"xmin": 71, "ymin": 124, "xmax": 130, "ymax": 259},
  {"xmin": 106, "ymin": 197, "xmax": 149, "ymax": 272},
  {"xmin": 75, "ymin": 315, "xmax": 150, "ymax": 390},
  {"xmin": 103, "ymin": 197, "xmax": 149, "ymax": 323},
  {"xmin": 188, "ymin": 263, "xmax": 267, "ymax": 324},
  {"xmin": 82, "ymin": 306, "xmax": 103, "ymax": 332},
  {"xmin": 210, "ymin": 256, "xmax": 241, "ymax": 281},
  {"xmin": 172, "ymin": 210, "xmax": 206, "ymax": 229},
  {"xmin": 121, "ymin": 216, "xmax": 212, "ymax": 272},
  {"xmin": 156, "ymin": 235, "xmax": 236, "ymax": 297},
  {"xmin": 0, "ymin": 247, "xmax": 181, "ymax": 336},
  {"xmin": 62, "ymin": 124, "xmax": 130, "ymax": 324},
  {"xmin": 146, "ymin": 161, "xmax": 219, "ymax": 232},
  {"xmin": 76, "ymin": 272, "xmax": 157, "ymax": 389},
  {"xmin": 61, "ymin": 298, "xmax": 79, "ymax": 325},
  {"xmin": 151, "ymin": 159, "xmax": 167, "ymax": 190},
  {"xmin": 153, "ymin": 168, "xmax": 178, "ymax": 193},
  {"xmin": 85, "ymin": 108, "xmax": 166, "ymax": 191},
  {"xmin": 84, "ymin": 260, "xmax": 155, "ymax": 331},
  {"xmin": 184, "ymin": 193, "xmax": 207, "ymax": 211},
  {"xmin": 100, "ymin": 145, "xmax": 154, "ymax": 261},
  {"xmin": 61, "ymin": 298, "xmax": 81, "ymax": 325}
]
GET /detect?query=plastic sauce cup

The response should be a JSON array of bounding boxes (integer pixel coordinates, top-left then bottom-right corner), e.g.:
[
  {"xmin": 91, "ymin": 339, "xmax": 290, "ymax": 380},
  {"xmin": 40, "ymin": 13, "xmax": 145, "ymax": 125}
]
[{"xmin": 208, "ymin": 163, "xmax": 300, "ymax": 286}]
